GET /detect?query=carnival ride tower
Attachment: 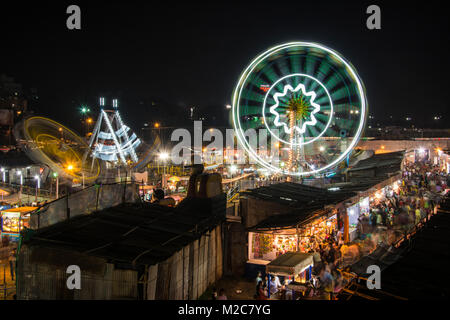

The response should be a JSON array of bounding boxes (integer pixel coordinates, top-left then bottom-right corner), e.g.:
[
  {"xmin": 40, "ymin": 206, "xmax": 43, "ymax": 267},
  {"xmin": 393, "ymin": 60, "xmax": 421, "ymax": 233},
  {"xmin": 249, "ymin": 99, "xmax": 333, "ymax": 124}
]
[{"xmin": 84, "ymin": 98, "xmax": 141, "ymax": 166}]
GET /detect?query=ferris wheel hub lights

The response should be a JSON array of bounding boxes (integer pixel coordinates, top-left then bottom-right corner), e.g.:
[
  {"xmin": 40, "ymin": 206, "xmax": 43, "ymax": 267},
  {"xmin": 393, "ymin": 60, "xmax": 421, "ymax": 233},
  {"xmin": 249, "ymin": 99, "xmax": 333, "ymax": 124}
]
[
  {"xmin": 270, "ymin": 83, "xmax": 320, "ymax": 135},
  {"xmin": 262, "ymin": 73, "xmax": 334, "ymax": 147}
]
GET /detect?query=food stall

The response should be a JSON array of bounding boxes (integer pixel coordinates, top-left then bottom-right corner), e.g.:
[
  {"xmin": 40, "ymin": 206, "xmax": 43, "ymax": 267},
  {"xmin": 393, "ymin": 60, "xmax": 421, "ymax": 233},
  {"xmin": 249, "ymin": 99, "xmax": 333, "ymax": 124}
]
[
  {"xmin": 167, "ymin": 176, "xmax": 189, "ymax": 193},
  {"xmin": 248, "ymin": 214, "xmax": 338, "ymax": 261},
  {"xmin": 265, "ymin": 252, "xmax": 314, "ymax": 299},
  {"xmin": 359, "ymin": 197, "xmax": 370, "ymax": 216},
  {"xmin": 1, "ymin": 206, "xmax": 38, "ymax": 240}
]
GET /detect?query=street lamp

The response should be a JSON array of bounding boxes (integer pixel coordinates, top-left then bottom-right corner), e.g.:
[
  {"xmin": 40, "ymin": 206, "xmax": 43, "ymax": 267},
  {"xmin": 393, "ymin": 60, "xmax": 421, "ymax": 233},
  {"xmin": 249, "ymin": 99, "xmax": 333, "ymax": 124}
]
[
  {"xmin": 34, "ymin": 175, "xmax": 40, "ymax": 202},
  {"xmin": 159, "ymin": 152, "xmax": 169, "ymax": 189},
  {"xmin": 17, "ymin": 170, "xmax": 23, "ymax": 205},
  {"xmin": 159, "ymin": 152, "xmax": 169, "ymax": 161},
  {"xmin": 230, "ymin": 165, "xmax": 237, "ymax": 177},
  {"xmin": 17, "ymin": 170, "xmax": 23, "ymax": 185},
  {"xmin": 53, "ymin": 172, "xmax": 59, "ymax": 199},
  {"xmin": 81, "ymin": 105, "xmax": 90, "ymax": 114}
]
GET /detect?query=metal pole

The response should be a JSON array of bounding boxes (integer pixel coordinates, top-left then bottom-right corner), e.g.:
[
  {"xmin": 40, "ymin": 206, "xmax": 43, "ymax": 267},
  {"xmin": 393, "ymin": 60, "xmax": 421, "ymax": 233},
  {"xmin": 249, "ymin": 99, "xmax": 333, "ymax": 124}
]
[
  {"xmin": 19, "ymin": 177, "xmax": 22, "ymax": 206},
  {"xmin": 56, "ymin": 176, "xmax": 59, "ymax": 200}
]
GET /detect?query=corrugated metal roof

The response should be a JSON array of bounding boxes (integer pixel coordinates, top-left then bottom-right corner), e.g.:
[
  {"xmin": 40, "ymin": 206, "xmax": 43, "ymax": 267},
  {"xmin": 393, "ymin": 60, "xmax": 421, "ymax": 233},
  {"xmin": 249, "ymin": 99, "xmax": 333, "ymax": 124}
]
[
  {"xmin": 22, "ymin": 194, "xmax": 226, "ymax": 266},
  {"xmin": 247, "ymin": 206, "xmax": 327, "ymax": 231},
  {"xmin": 242, "ymin": 182, "xmax": 356, "ymax": 208},
  {"xmin": 347, "ymin": 151, "xmax": 404, "ymax": 173},
  {"xmin": 266, "ymin": 252, "xmax": 314, "ymax": 275}
]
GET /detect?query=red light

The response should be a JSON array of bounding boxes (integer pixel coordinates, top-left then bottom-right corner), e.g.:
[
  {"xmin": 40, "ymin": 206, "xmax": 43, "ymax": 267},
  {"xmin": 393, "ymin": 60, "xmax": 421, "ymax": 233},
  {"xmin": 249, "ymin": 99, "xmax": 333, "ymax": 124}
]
[{"xmin": 260, "ymin": 85, "xmax": 270, "ymax": 93}]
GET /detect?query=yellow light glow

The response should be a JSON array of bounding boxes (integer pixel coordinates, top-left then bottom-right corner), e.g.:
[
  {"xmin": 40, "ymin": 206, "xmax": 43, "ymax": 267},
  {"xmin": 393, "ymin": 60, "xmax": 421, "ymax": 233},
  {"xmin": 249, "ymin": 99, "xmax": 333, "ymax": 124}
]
[{"xmin": 67, "ymin": 164, "xmax": 74, "ymax": 171}]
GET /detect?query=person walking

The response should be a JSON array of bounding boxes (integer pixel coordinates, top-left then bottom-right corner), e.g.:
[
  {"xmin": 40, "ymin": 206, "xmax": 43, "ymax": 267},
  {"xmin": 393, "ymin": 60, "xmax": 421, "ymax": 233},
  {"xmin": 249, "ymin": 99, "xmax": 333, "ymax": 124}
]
[
  {"xmin": 255, "ymin": 281, "xmax": 267, "ymax": 300},
  {"xmin": 9, "ymin": 250, "xmax": 16, "ymax": 281},
  {"xmin": 255, "ymin": 272, "xmax": 263, "ymax": 286},
  {"xmin": 415, "ymin": 207, "xmax": 421, "ymax": 225},
  {"xmin": 211, "ymin": 287, "xmax": 218, "ymax": 300},
  {"xmin": 217, "ymin": 288, "xmax": 227, "ymax": 300}
]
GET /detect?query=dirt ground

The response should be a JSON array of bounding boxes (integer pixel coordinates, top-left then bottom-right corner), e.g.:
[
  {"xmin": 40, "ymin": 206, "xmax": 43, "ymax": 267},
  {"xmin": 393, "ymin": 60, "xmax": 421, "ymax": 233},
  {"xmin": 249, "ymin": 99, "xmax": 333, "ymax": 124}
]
[
  {"xmin": 200, "ymin": 276, "xmax": 257, "ymax": 300},
  {"xmin": 0, "ymin": 260, "xmax": 16, "ymax": 300}
]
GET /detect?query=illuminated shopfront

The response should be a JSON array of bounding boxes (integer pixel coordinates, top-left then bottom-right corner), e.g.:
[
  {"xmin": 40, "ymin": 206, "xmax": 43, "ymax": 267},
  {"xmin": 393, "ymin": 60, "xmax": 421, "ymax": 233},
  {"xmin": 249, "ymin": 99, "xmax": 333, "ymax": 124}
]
[
  {"xmin": 1, "ymin": 206, "xmax": 38, "ymax": 240},
  {"xmin": 248, "ymin": 213, "xmax": 337, "ymax": 262}
]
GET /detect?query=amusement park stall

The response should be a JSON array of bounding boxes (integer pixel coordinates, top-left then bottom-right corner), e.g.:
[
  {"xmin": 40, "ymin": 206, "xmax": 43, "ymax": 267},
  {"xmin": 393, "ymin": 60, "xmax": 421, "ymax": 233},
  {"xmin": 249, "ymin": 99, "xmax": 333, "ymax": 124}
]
[
  {"xmin": 1, "ymin": 206, "xmax": 38, "ymax": 241},
  {"xmin": 247, "ymin": 208, "xmax": 338, "ymax": 264},
  {"xmin": 265, "ymin": 252, "xmax": 315, "ymax": 299},
  {"xmin": 240, "ymin": 183, "xmax": 354, "ymax": 278}
]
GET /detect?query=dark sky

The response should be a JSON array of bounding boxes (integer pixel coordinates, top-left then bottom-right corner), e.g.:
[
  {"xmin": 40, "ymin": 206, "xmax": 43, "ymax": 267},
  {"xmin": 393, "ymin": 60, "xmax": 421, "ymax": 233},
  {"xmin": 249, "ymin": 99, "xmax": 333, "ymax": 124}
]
[{"xmin": 1, "ymin": 0, "xmax": 449, "ymax": 134}]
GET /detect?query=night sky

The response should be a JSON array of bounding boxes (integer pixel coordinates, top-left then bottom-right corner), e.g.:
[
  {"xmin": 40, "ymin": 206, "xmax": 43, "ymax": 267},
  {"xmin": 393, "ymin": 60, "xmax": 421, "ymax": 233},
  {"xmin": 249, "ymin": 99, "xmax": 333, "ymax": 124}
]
[{"xmin": 1, "ymin": 1, "xmax": 448, "ymax": 134}]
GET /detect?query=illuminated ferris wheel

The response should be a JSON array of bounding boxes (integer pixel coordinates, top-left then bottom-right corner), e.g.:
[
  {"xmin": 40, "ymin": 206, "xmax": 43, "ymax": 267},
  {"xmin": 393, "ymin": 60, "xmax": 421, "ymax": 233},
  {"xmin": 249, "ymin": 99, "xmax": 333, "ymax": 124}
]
[{"xmin": 232, "ymin": 42, "xmax": 368, "ymax": 176}]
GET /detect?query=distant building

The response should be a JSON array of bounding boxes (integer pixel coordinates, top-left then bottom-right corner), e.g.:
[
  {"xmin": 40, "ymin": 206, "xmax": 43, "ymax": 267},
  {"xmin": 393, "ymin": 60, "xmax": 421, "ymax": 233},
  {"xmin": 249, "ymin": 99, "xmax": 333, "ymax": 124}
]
[{"xmin": 0, "ymin": 74, "xmax": 33, "ymax": 147}]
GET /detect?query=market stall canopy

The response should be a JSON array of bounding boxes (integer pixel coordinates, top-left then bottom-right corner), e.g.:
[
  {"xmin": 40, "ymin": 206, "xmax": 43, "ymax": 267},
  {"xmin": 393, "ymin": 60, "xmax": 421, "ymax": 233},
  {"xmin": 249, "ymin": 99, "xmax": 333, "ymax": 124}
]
[
  {"xmin": 2, "ymin": 206, "xmax": 38, "ymax": 214},
  {"xmin": 266, "ymin": 252, "xmax": 314, "ymax": 277},
  {"xmin": 344, "ymin": 151, "xmax": 404, "ymax": 185},
  {"xmin": 247, "ymin": 206, "xmax": 326, "ymax": 231},
  {"xmin": 242, "ymin": 182, "xmax": 356, "ymax": 208}
]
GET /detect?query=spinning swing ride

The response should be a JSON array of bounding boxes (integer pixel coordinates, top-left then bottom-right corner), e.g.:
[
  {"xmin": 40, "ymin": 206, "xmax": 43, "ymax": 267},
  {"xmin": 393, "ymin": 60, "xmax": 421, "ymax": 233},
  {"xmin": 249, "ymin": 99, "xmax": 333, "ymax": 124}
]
[{"xmin": 13, "ymin": 97, "xmax": 158, "ymax": 185}]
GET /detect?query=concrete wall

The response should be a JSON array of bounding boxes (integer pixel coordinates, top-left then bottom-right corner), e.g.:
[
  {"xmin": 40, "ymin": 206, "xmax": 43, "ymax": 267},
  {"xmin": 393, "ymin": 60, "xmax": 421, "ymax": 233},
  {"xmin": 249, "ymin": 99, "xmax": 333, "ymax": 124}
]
[
  {"xmin": 240, "ymin": 197, "xmax": 294, "ymax": 229},
  {"xmin": 17, "ymin": 245, "xmax": 138, "ymax": 300},
  {"xmin": 357, "ymin": 139, "xmax": 450, "ymax": 156},
  {"xmin": 146, "ymin": 224, "xmax": 223, "ymax": 300},
  {"xmin": 17, "ymin": 224, "xmax": 223, "ymax": 300},
  {"xmin": 223, "ymin": 222, "xmax": 248, "ymax": 277}
]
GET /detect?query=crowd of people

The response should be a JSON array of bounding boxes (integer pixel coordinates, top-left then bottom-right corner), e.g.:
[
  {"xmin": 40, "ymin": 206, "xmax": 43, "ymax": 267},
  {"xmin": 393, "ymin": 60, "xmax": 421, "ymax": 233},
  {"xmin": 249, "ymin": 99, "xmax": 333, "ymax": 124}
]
[
  {"xmin": 250, "ymin": 160, "xmax": 449, "ymax": 300},
  {"xmin": 358, "ymin": 162, "xmax": 447, "ymax": 237}
]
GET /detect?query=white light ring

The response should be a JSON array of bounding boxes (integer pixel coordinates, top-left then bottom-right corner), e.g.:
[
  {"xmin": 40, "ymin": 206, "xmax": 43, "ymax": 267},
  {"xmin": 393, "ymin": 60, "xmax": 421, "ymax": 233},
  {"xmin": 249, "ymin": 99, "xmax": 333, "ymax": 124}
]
[
  {"xmin": 262, "ymin": 73, "xmax": 334, "ymax": 146},
  {"xmin": 232, "ymin": 41, "xmax": 367, "ymax": 176},
  {"xmin": 270, "ymin": 83, "xmax": 320, "ymax": 135}
]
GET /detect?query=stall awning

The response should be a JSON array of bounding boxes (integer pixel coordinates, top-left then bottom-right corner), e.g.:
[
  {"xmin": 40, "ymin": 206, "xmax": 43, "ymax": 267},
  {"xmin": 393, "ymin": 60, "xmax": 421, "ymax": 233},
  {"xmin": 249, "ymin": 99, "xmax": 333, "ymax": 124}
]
[
  {"xmin": 2, "ymin": 206, "xmax": 38, "ymax": 214},
  {"xmin": 266, "ymin": 252, "xmax": 314, "ymax": 276}
]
